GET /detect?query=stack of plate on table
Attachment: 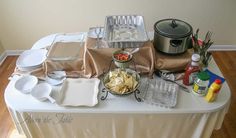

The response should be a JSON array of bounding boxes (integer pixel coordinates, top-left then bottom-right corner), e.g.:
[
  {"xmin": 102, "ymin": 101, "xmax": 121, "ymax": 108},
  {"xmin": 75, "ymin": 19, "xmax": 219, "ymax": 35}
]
[{"xmin": 16, "ymin": 49, "xmax": 47, "ymax": 71}]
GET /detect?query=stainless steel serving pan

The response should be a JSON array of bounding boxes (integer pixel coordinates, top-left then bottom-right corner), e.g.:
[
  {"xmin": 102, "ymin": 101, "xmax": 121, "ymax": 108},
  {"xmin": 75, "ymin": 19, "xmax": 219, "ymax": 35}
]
[{"xmin": 104, "ymin": 15, "xmax": 149, "ymax": 48}]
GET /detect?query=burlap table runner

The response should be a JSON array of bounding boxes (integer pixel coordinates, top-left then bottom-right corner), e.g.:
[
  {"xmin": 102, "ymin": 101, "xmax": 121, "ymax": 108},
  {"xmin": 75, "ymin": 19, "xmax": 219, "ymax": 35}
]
[
  {"xmin": 155, "ymin": 49, "xmax": 193, "ymax": 72},
  {"xmin": 13, "ymin": 37, "xmax": 192, "ymax": 78},
  {"xmin": 83, "ymin": 38, "xmax": 155, "ymax": 77}
]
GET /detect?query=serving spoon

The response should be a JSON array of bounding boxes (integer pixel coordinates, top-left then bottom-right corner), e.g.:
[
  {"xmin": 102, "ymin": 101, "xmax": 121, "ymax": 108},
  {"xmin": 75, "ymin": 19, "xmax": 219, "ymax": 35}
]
[{"xmin": 129, "ymin": 48, "xmax": 139, "ymax": 55}]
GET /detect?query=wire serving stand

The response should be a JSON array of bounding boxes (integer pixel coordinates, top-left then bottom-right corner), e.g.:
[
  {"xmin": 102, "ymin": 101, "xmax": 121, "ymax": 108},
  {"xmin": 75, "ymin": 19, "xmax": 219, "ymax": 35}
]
[{"xmin": 100, "ymin": 57, "xmax": 142, "ymax": 102}]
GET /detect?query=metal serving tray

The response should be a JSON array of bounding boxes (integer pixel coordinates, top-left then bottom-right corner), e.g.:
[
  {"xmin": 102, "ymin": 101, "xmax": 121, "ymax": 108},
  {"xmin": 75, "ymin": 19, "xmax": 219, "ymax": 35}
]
[{"xmin": 104, "ymin": 15, "xmax": 149, "ymax": 48}]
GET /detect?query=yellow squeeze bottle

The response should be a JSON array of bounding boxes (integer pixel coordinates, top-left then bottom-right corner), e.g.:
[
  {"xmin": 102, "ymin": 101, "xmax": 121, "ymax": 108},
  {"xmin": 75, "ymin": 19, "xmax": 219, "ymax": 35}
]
[{"xmin": 205, "ymin": 79, "xmax": 222, "ymax": 102}]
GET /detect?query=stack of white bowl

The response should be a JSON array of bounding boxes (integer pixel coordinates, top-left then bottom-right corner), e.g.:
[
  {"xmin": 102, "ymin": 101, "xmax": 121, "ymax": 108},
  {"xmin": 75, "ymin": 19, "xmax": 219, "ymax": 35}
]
[{"xmin": 16, "ymin": 49, "xmax": 47, "ymax": 71}]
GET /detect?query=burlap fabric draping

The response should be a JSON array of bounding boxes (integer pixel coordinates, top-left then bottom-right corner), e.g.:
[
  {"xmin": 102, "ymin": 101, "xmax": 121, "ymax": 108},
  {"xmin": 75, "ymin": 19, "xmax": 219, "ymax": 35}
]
[
  {"xmin": 44, "ymin": 38, "xmax": 155, "ymax": 78},
  {"xmin": 13, "ymin": 37, "xmax": 192, "ymax": 78},
  {"xmin": 83, "ymin": 38, "xmax": 155, "ymax": 77},
  {"xmin": 155, "ymin": 49, "xmax": 193, "ymax": 72}
]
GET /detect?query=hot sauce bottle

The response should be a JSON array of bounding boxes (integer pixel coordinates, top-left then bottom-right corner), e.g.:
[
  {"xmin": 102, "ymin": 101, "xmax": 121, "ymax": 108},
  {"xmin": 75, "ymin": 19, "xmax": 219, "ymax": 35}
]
[{"xmin": 183, "ymin": 54, "xmax": 201, "ymax": 86}]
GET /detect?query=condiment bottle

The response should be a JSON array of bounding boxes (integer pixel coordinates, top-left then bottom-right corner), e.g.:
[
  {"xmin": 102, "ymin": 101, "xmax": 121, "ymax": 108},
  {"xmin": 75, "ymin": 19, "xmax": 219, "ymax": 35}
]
[
  {"xmin": 205, "ymin": 79, "xmax": 222, "ymax": 102},
  {"xmin": 183, "ymin": 54, "xmax": 201, "ymax": 86},
  {"xmin": 192, "ymin": 71, "xmax": 210, "ymax": 96}
]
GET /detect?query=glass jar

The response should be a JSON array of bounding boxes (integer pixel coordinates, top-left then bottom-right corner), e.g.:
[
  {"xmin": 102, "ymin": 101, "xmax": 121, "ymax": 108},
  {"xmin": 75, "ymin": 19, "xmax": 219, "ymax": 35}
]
[{"xmin": 192, "ymin": 71, "xmax": 210, "ymax": 96}]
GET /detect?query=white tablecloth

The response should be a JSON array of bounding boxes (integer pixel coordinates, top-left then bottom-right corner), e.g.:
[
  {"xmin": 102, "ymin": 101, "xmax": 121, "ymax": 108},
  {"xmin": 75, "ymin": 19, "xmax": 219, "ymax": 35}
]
[{"xmin": 4, "ymin": 33, "xmax": 231, "ymax": 138}]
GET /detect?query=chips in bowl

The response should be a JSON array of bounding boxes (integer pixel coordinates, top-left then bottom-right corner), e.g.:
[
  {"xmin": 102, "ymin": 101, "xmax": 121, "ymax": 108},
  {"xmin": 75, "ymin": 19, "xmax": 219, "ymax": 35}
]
[{"xmin": 104, "ymin": 69, "xmax": 139, "ymax": 95}]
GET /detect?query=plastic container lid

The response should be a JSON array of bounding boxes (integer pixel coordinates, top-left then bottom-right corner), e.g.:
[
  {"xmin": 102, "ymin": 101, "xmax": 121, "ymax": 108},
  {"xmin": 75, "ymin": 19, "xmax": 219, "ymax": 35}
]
[
  {"xmin": 197, "ymin": 71, "xmax": 210, "ymax": 81},
  {"xmin": 192, "ymin": 54, "xmax": 200, "ymax": 62},
  {"xmin": 154, "ymin": 18, "xmax": 193, "ymax": 38}
]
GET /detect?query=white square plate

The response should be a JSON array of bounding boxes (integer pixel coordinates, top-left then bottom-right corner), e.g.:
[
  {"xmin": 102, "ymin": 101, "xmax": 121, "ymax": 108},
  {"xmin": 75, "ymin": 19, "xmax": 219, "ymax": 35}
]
[{"xmin": 57, "ymin": 78, "xmax": 100, "ymax": 107}]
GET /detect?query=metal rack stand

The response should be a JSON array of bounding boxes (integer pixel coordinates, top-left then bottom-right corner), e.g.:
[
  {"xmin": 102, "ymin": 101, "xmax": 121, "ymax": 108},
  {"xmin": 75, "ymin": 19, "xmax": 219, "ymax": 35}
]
[{"xmin": 100, "ymin": 58, "xmax": 142, "ymax": 102}]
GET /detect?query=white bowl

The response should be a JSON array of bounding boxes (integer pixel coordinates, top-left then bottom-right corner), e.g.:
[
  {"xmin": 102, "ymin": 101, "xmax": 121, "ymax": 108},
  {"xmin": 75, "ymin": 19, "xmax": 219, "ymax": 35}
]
[
  {"xmin": 15, "ymin": 75, "xmax": 38, "ymax": 94},
  {"xmin": 31, "ymin": 83, "xmax": 53, "ymax": 102}
]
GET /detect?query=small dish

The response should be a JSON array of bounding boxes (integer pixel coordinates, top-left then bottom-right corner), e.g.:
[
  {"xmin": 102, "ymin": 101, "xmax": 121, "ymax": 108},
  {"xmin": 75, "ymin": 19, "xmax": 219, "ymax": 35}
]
[
  {"xmin": 31, "ymin": 83, "xmax": 55, "ymax": 103},
  {"xmin": 46, "ymin": 76, "xmax": 65, "ymax": 86},
  {"xmin": 47, "ymin": 71, "xmax": 66, "ymax": 80},
  {"xmin": 15, "ymin": 75, "xmax": 38, "ymax": 94},
  {"xmin": 112, "ymin": 50, "xmax": 132, "ymax": 68}
]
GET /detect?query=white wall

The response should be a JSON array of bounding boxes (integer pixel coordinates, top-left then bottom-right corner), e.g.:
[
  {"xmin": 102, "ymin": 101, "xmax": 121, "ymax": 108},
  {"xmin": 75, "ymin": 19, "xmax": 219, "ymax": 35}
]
[
  {"xmin": 0, "ymin": 0, "xmax": 235, "ymax": 50},
  {"xmin": 0, "ymin": 40, "xmax": 5, "ymax": 54}
]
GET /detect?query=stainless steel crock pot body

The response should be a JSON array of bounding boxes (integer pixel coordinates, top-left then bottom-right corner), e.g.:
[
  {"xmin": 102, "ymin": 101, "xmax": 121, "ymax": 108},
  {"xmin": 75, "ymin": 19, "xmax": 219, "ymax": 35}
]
[{"xmin": 153, "ymin": 19, "xmax": 193, "ymax": 55}]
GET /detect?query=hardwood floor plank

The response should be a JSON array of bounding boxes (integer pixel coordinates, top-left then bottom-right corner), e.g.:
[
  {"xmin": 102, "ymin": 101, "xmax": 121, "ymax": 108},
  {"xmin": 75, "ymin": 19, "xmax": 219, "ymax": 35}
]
[
  {"xmin": 0, "ymin": 56, "xmax": 18, "ymax": 138},
  {"xmin": 211, "ymin": 51, "xmax": 236, "ymax": 138}
]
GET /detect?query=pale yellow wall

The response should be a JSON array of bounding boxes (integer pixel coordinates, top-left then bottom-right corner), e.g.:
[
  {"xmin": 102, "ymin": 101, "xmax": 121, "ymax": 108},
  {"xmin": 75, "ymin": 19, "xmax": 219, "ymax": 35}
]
[
  {"xmin": 0, "ymin": 40, "xmax": 5, "ymax": 54},
  {"xmin": 0, "ymin": 0, "xmax": 235, "ymax": 50}
]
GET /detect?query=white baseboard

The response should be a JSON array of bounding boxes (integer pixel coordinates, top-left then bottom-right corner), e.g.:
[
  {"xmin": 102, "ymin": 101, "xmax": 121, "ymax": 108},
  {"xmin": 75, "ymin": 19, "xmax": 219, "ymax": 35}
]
[
  {"xmin": 0, "ymin": 51, "xmax": 7, "ymax": 65},
  {"xmin": 208, "ymin": 45, "xmax": 236, "ymax": 51},
  {"xmin": 5, "ymin": 50, "xmax": 24, "ymax": 56},
  {"xmin": 0, "ymin": 50, "xmax": 24, "ymax": 66}
]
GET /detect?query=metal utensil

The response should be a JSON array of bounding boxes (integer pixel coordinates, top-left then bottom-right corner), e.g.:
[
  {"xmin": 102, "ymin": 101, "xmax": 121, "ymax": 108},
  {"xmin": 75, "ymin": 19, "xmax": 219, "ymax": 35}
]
[
  {"xmin": 47, "ymin": 71, "xmax": 81, "ymax": 80},
  {"xmin": 161, "ymin": 78, "xmax": 190, "ymax": 93},
  {"xmin": 47, "ymin": 71, "xmax": 66, "ymax": 80},
  {"xmin": 129, "ymin": 48, "xmax": 140, "ymax": 55},
  {"xmin": 95, "ymin": 27, "xmax": 102, "ymax": 48}
]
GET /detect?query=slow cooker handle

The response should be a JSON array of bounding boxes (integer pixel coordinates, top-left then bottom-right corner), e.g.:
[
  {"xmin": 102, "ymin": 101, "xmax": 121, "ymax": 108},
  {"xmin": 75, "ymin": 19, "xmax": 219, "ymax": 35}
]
[
  {"xmin": 170, "ymin": 40, "xmax": 182, "ymax": 47},
  {"xmin": 188, "ymin": 37, "xmax": 193, "ymax": 49}
]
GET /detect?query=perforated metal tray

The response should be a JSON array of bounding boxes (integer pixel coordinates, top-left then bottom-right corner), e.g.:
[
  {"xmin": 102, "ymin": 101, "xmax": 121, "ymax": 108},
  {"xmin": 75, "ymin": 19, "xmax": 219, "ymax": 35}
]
[{"xmin": 104, "ymin": 15, "xmax": 149, "ymax": 48}]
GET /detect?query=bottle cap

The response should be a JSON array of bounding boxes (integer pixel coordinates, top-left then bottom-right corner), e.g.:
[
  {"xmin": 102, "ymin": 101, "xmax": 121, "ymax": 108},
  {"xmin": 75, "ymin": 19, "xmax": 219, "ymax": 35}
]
[
  {"xmin": 197, "ymin": 71, "xmax": 210, "ymax": 81},
  {"xmin": 192, "ymin": 54, "xmax": 200, "ymax": 62},
  {"xmin": 214, "ymin": 79, "xmax": 222, "ymax": 84}
]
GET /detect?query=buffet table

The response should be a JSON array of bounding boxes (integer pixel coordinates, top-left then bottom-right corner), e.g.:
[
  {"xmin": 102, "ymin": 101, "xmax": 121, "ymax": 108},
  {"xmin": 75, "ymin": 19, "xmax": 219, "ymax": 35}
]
[{"xmin": 4, "ymin": 33, "xmax": 231, "ymax": 138}]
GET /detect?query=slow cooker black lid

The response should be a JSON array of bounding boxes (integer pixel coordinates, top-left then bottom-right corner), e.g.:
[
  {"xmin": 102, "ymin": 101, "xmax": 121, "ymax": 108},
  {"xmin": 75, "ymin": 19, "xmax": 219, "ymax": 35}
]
[{"xmin": 154, "ymin": 18, "xmax": 193, "ymax": 38}]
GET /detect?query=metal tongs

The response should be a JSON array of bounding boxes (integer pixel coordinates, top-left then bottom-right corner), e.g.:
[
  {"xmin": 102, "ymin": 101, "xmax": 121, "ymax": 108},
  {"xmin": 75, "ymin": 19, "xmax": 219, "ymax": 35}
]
[
  {"xmin": 161, "ymin": 78, "xmax": 190, "ymax": 93},
  {"xmin": 155, "ymin": 71, "xmax": 190, "ymax": 93},
  {"xmin": 95, "ymin": 27, "xmax": 102, "ymax": 48}
]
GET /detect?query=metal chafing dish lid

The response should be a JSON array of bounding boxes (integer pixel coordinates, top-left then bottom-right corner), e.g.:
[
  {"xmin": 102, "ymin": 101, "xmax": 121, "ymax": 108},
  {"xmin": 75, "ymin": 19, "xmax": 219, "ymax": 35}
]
[{"xmin": 154, "ymin": 18, "xmax": 192, "ymax": 38}]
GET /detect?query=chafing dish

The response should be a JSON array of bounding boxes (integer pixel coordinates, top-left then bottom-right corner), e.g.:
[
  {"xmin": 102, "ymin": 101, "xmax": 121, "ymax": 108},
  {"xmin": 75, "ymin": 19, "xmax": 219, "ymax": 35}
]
[{"xmin": 104, "ymin": 15, "xmax": 149, "ymax": 48}]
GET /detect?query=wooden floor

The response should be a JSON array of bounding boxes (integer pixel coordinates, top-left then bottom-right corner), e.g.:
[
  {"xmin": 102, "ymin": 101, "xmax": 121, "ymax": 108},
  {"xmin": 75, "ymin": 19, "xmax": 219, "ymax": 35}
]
[
  {"xmin": 0, "ymin": 52, "xmax": 235, "ymax": 138},
  {"xmin": 211, "ymin": 52, "xmax": 236, "ymax": 138},
  {"xmin": 0, "ymin": 56, "xmax": 17, "ymax": 138}
]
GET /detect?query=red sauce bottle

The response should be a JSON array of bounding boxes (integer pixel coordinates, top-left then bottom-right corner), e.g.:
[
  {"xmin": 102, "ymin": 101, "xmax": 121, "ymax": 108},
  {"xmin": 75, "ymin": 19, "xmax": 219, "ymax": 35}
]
[{"xmin": 183, "ymin": 54, "xmax": 201, "ymax": 86}]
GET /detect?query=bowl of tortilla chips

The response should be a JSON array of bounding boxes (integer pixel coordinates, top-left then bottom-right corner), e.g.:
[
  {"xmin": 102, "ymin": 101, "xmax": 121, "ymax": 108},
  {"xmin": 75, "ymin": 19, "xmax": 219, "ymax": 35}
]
[{"xmin": 103, "ymin": 68, "xmax": 140, "ymax": 95}]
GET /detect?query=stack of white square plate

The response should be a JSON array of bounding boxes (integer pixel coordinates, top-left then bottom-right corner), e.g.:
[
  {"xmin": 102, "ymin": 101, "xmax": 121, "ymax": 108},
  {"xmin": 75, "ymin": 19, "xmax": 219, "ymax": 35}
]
[{"xmin": 16, "ymin": 49, "xmax": 47, "ymax": 71}]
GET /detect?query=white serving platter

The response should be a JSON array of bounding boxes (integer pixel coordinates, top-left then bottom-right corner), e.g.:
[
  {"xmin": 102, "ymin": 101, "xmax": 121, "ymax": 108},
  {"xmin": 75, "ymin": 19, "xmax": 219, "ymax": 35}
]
[{"xmin": 57, "ymin": 78, "xmax": 100, "ymax": 107}]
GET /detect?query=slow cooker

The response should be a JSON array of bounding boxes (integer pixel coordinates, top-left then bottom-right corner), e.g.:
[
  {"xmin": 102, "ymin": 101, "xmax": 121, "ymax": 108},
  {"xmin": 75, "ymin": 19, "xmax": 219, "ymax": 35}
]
[{"xmin": 153, "ymin": 18, "xmax": 193, "ymax": 55}]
